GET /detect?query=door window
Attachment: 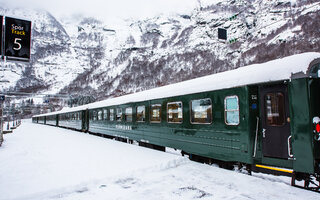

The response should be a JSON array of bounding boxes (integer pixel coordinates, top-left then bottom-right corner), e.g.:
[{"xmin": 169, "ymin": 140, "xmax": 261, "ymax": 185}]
[
  {"xmin": 225, "ymin": 96, "xmax": 240, "ymax": 125},
  {"xmin": 265, "ymin": 92, "xmax": 285, "ymax": 126}
]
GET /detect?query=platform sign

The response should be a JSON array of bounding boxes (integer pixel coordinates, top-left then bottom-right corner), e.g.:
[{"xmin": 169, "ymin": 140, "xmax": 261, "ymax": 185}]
[{"xmin": 4, "ymin": 17, "xmax": 31, "ymax": 62}]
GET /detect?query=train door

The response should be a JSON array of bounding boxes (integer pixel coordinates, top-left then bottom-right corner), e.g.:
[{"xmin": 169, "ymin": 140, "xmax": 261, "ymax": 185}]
[
  {"xmin": 259, "ymin": 84, "xmax": 291, "ymax": 159},
  {"xmin": 81, "ymin": 109, "xmax": 89, "ymax": 132}
]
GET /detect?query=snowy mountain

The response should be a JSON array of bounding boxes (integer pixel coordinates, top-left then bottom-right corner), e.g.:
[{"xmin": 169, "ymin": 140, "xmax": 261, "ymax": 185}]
[{"xmin": 1, "ymin": 0, "xmax": 320, "ymax": 108}]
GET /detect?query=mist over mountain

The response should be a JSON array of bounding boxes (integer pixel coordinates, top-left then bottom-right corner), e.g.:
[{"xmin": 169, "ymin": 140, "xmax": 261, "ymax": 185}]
[{"xmin": 1, "ymin": 0, "xmax": 320, "ymax": 114}]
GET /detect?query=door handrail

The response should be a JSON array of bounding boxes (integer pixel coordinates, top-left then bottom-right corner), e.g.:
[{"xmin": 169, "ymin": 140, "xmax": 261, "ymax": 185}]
[
  {"xmin": 253, "ymin": 117, "xmax": 259, "ymax": 158},
  {"xmin": 288, "ymin": 135, "xmax": 294, "ymax": 158}
]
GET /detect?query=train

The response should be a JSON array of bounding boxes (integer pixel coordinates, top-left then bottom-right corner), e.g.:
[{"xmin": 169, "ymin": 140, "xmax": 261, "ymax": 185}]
[{"xmin": 33, "ymin": 52, "xmax": 320, "ymax": 191}]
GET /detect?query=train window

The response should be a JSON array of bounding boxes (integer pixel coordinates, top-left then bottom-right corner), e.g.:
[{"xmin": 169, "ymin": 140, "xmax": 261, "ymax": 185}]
[
  {"xmin": 110, "ymin": 109, "xmax": 114, "ymax": 121},
  {"xmin": 103, "ymin": 109, "xmax": 108, "ymax": 120},
  {"xmin": 116, "ymin": 108, "xmax": 123, "ymax": 122},
  {"xmin": 265, "ymin": 92, "xmax": 285, "ymax": 126},
  {"xmin": 93, "ymin": 110, "xmax": 97, "ymax": 121},
  {"xmin": 137, "ymin": 106, "xmax": 146, "ymax": 122},
  {"xmin": 224, "ymin": 96, "xmax": 240, "ymax": 125},
  {"xmin": 167, "ymin": 102, "xmax": 183, "ymax": 123},
  {"xmin": 151, "ymin": 104, "xmax": 161, "ymax": 123},
  {"xmin": 125, "ymin": 107, "xmax": 133, "ymax": 122},
  {"xmin": 190, "ymin": 98, "xmax": 212, "ymax": 124},
  {"xmin": 98, "ymin": 110, "xmax": 103, "ymax": 120}
]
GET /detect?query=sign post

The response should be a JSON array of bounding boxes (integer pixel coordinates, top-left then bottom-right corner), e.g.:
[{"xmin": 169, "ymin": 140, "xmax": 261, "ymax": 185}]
[
  {"xmin": 0, "ymin": 16, "xmax": 3, "ymax": 57},
  {"xmin": 0, "ymin": 16, "xmax": 3, "ymax": 145},
  {"xmin": 0, "ymin": 95, "xmax": 4, "ymax": 146}
]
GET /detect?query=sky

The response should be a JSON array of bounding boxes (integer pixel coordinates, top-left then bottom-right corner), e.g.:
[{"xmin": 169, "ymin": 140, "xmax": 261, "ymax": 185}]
[{"xmin": 0, "ymin": 0, "xmax": 201, "ymax": 21}]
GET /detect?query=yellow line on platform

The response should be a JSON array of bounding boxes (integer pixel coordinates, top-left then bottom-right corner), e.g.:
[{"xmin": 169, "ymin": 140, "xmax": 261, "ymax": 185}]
[{"xmin": 255, "ymin": 164, "xmax": 293, "ymax": 174}]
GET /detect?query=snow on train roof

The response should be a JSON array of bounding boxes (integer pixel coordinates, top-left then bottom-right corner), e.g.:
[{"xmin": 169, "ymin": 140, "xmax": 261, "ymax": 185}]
[{"xmin": 34, "ymin": 52, "xmax": 320, "ymax": 117}]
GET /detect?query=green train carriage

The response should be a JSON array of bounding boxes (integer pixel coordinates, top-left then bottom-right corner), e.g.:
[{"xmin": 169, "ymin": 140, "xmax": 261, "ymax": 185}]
[
  {"xmin": 88, "ymin": 86, "xmax": 252, "ymax": 164},
  {"xmin": 33, "ymin": 52, "xmax": 320, "ymax": 190}
]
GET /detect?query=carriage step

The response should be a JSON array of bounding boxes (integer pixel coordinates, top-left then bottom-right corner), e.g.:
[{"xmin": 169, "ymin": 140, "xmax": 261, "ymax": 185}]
[{"xmin": 253, "ymin": 164, "xmax": 293, "ymax": 176}]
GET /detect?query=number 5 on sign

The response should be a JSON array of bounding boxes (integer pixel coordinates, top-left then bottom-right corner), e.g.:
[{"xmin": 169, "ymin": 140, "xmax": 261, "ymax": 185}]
[
  {"xmin": 4, "ymin": 17, "xmax": 31, "ymax": 62},
  {"xmin": 13, "ymin": 38, "xmax": 22, "ymax": 50}
]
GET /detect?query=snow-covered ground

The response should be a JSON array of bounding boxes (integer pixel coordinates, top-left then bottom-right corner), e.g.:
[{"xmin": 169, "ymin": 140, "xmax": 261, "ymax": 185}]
[{"xmin": 0, "ymin": 120, "xmax": 319, "ymax": 200}]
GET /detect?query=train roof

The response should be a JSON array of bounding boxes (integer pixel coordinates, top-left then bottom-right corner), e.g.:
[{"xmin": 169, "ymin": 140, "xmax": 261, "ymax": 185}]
[{"xmin": 34, "ymin": 52, "xmax": 320, "ymax": 117}]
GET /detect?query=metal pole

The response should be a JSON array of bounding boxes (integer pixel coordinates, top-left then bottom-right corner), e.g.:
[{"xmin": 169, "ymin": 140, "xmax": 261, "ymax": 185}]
[
  {"xmin": 0, "ymin": 52, "xmax": 7, "ymax": 144},
  {"xmin": 0, "ymin": 102, "xmax": 3, "ymax": 146},
  {"xmin": 0, "ymin": 54, "xmax": 4, "ymax": 145}
]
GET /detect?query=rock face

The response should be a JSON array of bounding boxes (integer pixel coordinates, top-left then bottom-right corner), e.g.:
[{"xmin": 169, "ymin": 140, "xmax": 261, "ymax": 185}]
[{"xmin": 1, "ymin": 0, "xmax": 320, "ymax": 102}]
